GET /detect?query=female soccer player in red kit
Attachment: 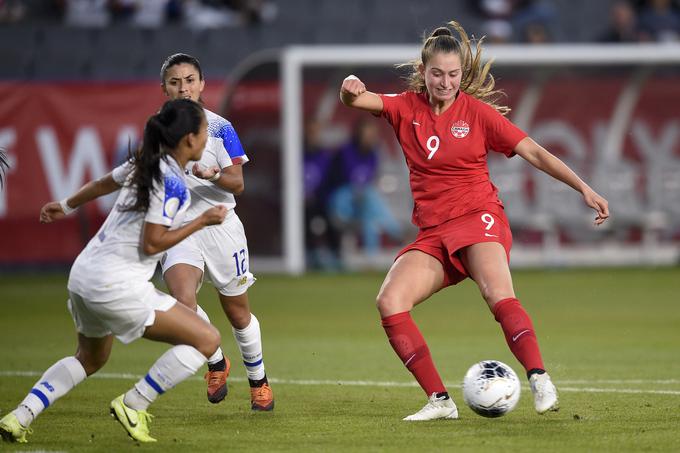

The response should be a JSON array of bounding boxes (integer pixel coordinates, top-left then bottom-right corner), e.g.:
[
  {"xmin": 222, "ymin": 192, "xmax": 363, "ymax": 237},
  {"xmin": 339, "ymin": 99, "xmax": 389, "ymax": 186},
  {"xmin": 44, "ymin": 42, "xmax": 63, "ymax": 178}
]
[{"xmin": 340, "ymin": 21, "xmax": 610, "ymax": 421}]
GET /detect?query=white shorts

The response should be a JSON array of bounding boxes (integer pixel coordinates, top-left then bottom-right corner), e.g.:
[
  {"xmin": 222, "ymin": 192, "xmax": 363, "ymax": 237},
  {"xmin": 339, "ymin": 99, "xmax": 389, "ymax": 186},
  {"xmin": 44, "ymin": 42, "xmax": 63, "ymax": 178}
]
[
  {"xmin": 67, "ymin": 282, "xmax": 176, "ymax": 344},
  {"xmin": 161, "ymin": 211, "xmax": 256, "ymax": 297}
]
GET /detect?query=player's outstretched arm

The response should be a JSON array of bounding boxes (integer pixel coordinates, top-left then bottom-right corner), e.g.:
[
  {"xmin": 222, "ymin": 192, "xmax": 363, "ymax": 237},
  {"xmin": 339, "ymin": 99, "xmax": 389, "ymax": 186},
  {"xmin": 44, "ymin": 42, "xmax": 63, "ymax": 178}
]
[
  {"xmin": 514, "ymin": 137, "xmax": 610, "ymax": 225},
  {"xmin": 39, "ymin": 172, "xmax": 123, "ymax": 223},
  {"xmin": 339, "ymin": 75, "xmax": 384, "ymax": 114},
  {"xmin": 141, "ymin": 205, "xmax": 227, "ymax": 255}
]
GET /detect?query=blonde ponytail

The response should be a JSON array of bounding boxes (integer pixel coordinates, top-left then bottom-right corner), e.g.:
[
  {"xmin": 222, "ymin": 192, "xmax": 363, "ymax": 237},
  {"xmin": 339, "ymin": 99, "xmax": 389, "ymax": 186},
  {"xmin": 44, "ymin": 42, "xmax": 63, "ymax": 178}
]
[{"xmin": 398, "ymin": 20, "xmax": 510, "ymax": 115}]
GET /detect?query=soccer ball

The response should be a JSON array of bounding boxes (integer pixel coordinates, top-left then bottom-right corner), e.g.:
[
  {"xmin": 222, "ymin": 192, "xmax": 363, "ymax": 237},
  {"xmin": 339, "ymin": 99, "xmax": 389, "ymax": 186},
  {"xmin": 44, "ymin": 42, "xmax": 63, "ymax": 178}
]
[{"xmin": 462, "ymin": 360, "xmax": 521, "ymax": 418}]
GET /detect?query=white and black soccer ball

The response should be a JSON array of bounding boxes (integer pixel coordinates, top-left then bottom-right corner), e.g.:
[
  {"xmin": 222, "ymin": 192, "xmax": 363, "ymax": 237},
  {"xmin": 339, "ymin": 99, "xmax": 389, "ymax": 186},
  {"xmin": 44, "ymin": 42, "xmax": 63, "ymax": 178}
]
[{"xmin": 462, "ymin": 360, "xmax": 521, "ymax": 418}]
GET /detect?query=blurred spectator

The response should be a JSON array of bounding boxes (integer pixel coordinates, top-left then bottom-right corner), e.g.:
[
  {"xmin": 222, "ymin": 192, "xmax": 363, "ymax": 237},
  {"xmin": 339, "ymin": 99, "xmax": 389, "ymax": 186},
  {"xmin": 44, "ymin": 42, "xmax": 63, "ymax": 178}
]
[
  {"xmin": 108, "ymin": 0, "xmax": 134, "ymax": 21},
  {"xmin": 224, "ymin": 0, "xmax": 277, "ymax": 25},
  {"xmin": 599, "ymin": 1, "xmax": 641, "ymax": 42},
  {"xmin": 183, "ymin": 0, "xmax": 241, "ymax": 29},
  {"xmin": 471, "ymin": 0, "xmax": 558, "ymax": 43},
  {"xmin": 327, "ymin": 120, "xmax": 402, "ymax": 258},
  {"xmin": 303, "ymin": 119, "xmax": 342, "ymax": 271},
  {"xmin": 138, "ymin": 0, "xmax": 175, "ymax": 27},
  {"xmin": 183, "ymin": 0, "xmax": 276, "ymax": 29},
  {"xmin": 513, "ymin": 0, "xmax": 558, "ymax": 43},
  {"xmin": 56, "ymin": 0, "xmax": 110, "ymax": 27},
  {"xmin": 0, "ymin": 0, "xmax": 26, "ymax": 23},
  {"xmin": 637, "ymin": 0, "xmax": 680, "ymax": 42},
  {"xmin": 470, "ymin": 0, "xmax": 514, "ymax": 19},
  {"xmin": 472, "ymin": 0, "xmax": 515, "ymax": 43},
  {"xmin": 482, "ymin": 19, "xmax": 514, "ymax": 43},
  {"xmin": 521, "ymin": 21, "xmax": 552, "ymax": 43},
  {"xmin": 109, "ymin": 0, "xmax": 181, "ymax": 28}
]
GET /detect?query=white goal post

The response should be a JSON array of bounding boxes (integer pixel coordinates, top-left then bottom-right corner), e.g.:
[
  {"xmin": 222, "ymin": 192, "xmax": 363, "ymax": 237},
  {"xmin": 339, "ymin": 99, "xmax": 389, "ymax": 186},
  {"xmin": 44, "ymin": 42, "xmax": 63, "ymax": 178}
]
[{"xmin": 280, "ymin": 44, "xmax": 680, "ymax": 274}]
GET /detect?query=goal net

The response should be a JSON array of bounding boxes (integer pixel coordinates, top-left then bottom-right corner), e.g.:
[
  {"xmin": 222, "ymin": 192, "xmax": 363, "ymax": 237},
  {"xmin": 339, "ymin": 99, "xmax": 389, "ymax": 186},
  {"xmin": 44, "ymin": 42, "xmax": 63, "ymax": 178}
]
[{"xmin": 224, "ymin": 44, "xmax": 680, "ymax": 274}]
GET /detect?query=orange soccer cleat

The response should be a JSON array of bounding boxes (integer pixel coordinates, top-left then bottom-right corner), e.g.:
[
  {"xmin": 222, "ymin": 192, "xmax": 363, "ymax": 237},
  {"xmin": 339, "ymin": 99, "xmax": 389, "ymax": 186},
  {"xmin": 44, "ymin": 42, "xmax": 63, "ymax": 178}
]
[
  {"xmin": 250, "ymin": 383, "xmax": 275, "ymax": 411},
  {"xmin": 204, "ymin": 357, "xmax": 231, "ymax": 404}
]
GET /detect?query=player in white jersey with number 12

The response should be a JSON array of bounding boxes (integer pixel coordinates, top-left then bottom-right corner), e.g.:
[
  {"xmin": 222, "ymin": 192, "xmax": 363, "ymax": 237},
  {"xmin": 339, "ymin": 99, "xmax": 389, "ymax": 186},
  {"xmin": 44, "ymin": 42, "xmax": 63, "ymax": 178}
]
[
  {"xmin": 159, "ymin": 53, "xmax": 273, "ymax": 410},
  {"xmin": 0, "ymin": 99, "xmax": 227, "ymax": 444}
]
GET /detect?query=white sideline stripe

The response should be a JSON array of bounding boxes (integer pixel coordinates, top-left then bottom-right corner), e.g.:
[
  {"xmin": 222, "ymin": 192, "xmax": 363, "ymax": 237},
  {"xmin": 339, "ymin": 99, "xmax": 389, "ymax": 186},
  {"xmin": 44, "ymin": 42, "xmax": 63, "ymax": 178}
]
[
  {"xmin": 3, "ymin": 371, "xmax": 677, "ymax": 385},
  {"xmin": 2, "ymin": 371, "xmax": 680, "ymax": 396},
  {"xmin": 559, "ymin": 379, "xmax": 680, "ymax": 385},
  {"xmin": 557, "ymin": 386, "xmax": 680, "ymax": 396}
]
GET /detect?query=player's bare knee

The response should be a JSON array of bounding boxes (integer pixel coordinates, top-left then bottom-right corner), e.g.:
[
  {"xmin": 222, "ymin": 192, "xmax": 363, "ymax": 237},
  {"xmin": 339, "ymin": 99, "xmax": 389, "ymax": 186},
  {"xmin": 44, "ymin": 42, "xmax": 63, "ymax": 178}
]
[
  {"xmin": 376, "ymin": 291, "xmax": 409, "ymax": 317},
  {"xmin": 197, "ymin": 325, "xmax": 221, "ymax": 358},
  {"xmin": 375, "ymin": 291, "xmax": 389, "ymax": 311}
]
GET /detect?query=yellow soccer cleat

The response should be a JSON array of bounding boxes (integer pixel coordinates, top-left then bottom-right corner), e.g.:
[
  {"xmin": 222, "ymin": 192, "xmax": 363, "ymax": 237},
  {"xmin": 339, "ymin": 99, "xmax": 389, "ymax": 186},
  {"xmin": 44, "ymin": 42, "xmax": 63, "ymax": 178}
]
[
  {"xmin": 109, "ymin": 395, "xmax": 156, "ymax": 443},
  {"xmin": 0, "ymin": 413, "xmax": 32, "ymax": 443}
]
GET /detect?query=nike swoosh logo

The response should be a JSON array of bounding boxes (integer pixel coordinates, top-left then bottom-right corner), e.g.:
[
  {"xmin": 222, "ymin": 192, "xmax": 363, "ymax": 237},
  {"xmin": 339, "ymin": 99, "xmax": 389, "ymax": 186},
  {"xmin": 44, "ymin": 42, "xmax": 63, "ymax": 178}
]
[
  {"xmin": 512, "ymin": 329, "xmax": 530, "ymax": 342},
  {"xmin": 123, "ymin": 406, "xmax": 138, "ymax": 427},
  {"xmin": 412, "ymin": 121, "xmax": 420, "ymax": 126},
  {"xmin": 485, "ymin": 233, "xmax": 498, "ymax": 237},
  {"xmin": 404, "ymin": 353, "xmax": 417, "ymax": 367}
]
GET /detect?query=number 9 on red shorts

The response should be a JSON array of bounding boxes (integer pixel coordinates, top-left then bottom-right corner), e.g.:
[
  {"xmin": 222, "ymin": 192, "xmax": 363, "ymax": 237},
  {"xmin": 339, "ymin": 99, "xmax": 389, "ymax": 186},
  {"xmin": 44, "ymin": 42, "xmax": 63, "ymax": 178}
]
[{"xmin": 396, "ymin": 206, "xmax": 513, "ymax": 287}]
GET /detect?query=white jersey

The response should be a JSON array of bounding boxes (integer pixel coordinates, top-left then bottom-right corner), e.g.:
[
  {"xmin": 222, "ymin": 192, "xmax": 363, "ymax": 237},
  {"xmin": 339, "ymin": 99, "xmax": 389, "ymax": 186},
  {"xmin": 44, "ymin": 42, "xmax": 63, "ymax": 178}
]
[
  {"xmin": 183, "ymin": 108, "xmax": 249, "ymax": 220},
  {"xmin": 68, "ymin": 157, "xmax": 190, "ymax": 301}
]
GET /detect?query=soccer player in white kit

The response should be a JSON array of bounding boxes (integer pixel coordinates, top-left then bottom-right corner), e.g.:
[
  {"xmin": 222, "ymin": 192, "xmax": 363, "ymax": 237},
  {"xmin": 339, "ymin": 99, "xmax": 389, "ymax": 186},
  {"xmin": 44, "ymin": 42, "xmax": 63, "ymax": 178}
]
[
  {"xmin": 159, "ymin": 53, "xmax": 274, "ymax": 410},
  {"xmin": 0, "ymin": 99, "xmax": 228, "ymax": 444}
]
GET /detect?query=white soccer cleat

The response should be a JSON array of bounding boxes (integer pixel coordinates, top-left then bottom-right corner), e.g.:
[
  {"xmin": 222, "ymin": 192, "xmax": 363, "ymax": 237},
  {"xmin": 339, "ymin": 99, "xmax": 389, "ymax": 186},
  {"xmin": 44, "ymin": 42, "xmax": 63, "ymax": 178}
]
[
  {"xmin": 530, "ymin": 372, "xmax": 559, "ymax": 414},
  {"xmin": 403, "ymin": 393, "xmax": 459, "ymax": 421}
]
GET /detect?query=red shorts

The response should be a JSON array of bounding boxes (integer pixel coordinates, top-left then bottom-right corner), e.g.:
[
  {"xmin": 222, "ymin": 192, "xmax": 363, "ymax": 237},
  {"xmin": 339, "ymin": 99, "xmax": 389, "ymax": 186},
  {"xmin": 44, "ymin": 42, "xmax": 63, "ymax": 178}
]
[{"xmin": 396, "ymin": 205, "xmax": 513, "ymax": 288}]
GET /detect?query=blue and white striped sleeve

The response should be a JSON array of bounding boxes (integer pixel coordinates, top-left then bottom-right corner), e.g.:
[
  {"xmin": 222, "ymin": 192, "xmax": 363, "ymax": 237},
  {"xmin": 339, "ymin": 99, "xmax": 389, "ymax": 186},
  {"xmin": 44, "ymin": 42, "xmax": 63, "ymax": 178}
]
[{"xmin": 218, "ymin": 122, "xmax": 249, "ymax": 166}]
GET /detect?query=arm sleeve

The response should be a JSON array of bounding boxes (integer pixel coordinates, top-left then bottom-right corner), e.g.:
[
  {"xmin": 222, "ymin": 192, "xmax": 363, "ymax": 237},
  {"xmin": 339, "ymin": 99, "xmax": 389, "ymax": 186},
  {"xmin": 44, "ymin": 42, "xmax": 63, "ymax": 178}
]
[
  {"xmin": 111, "ymin": 160, "xmax": 135, "ymax": 185},
  {"xmin": 484, "ymin": 107, "xmax": 527, "ymax": 158},
  {"xmin": 378, "ymin": 92, "xmax": 410, "ymax": 127},
  {"xmin": 218, "ymin": 122, "xmax": 249, "ymax": 167},
  {"xmin": 144, "ymin": 172, "xmax": 188, "ymax": 226}
]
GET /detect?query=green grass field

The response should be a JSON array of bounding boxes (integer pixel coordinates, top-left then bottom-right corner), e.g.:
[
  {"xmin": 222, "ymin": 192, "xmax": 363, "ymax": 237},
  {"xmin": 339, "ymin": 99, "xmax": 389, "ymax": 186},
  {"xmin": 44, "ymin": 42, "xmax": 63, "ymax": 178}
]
[{"xmin": 1, "ymin": 268, "xmax": 679, "ymax": 452}]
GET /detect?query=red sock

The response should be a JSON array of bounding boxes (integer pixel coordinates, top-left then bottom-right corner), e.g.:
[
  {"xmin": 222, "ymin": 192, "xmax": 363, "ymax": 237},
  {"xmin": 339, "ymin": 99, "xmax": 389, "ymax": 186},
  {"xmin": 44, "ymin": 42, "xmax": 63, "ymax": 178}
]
[
  {"xmin": 493, "ymin": 298, "xmax": 545, "ymax": 373},
  {"xmin": 381, "ymin": 311, "xmax": 446, "ymax": 396}
]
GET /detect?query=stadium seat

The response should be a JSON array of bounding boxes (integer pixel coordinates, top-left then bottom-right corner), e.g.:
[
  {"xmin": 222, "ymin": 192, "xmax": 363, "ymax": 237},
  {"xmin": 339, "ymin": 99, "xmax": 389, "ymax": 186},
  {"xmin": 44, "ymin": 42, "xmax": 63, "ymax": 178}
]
[
  {"xmin": 312, "ymin": 0, "xmax": 366, "ymax": 44},
  {"xmin": 592, "ymin": 158, "xmax": 646, "ymax": 233},
  {"xmin": 489, "ymin": 156, "xmax": 556, "ymax": 245},
  {"xmin": 32, "ymin": 26, "xmax": 97, "ymax": 80},
  {"xmin": 647, "ymin": 158, "xmax": 680, "ymax": 240},
  {"xmin": 89, "ymin": 27, "xmax": 153, "ymax": 80},
  {"xmin": 191, "ymin": 28, "xmax": 257, "ymax": 79},
  {"xmin": 534, "ymin": 159, "xmax": 600, "ymax": 242},
  {"xmin": 0, "ymin": 26, "xmax": 38, "ymax": 79}
]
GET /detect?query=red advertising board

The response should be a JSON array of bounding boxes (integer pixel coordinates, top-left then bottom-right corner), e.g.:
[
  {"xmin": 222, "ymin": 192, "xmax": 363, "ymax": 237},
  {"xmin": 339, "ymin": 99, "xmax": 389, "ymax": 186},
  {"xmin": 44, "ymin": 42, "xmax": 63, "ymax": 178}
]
[
  {"xmin": 0, "ymin": 81, "xmax": 225, "ymax": 264},
  {"xmin": 1, "ymin": 75, "xmax": 679, "ymax": 265}
]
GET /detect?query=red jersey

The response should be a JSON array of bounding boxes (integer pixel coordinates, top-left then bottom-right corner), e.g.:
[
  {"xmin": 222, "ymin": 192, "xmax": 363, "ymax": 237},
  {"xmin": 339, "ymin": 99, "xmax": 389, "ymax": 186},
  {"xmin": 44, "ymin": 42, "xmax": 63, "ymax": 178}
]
[{"xmin": 379, "ymin": 90, "xmax": 526, "ymax": 228}]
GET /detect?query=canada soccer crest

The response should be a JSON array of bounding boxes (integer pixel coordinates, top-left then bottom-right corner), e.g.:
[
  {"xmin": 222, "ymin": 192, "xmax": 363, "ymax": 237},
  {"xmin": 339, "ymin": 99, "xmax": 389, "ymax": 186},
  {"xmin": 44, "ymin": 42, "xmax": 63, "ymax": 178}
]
[{"xmin": 451, "ymin": 120, "xmax": 470, "ymax": 138}]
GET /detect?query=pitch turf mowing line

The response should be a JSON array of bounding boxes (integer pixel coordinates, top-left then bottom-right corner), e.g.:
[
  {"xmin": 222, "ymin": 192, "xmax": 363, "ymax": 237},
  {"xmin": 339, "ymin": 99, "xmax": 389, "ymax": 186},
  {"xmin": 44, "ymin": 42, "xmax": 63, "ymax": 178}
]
[{"xmin": 3, "ymin": 371, "xmax": 680, "ymax": 395}]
